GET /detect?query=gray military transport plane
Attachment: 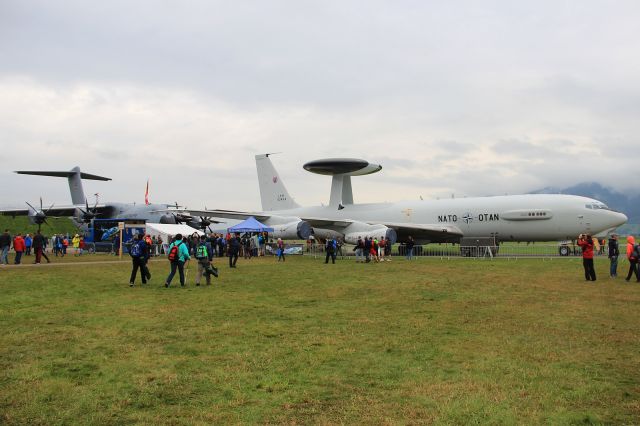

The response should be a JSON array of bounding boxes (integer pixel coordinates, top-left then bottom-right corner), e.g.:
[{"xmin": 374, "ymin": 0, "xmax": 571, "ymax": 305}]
[
  {"xmin": 174, "ymin": 154, "xmax": 628, "ymax": 244},
  {"xmin": 0, "ymin": 167, "xmax": 215, "ymax": 231}
]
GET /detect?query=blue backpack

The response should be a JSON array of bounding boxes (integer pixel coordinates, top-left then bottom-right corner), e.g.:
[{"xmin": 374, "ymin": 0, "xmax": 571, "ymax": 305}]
[{"xmin": 130, "ymin": 241, "xmax": 142, "ymax": 257}]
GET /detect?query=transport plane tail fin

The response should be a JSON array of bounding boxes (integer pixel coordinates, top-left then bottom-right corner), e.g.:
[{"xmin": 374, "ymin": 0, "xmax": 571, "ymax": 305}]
[
  {"xmin": 255, "ymin": 154, "xmax": 300, "ymax": 211},
  {"xmin": 15, "ymin": 167, "xmax": 111, "ymax": 205}
]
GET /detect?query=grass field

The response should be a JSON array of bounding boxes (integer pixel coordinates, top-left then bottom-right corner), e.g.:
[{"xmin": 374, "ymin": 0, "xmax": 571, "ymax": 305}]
[{"xmin": 1, "ymin": 255, "xmax": 639, "ymax": 424}]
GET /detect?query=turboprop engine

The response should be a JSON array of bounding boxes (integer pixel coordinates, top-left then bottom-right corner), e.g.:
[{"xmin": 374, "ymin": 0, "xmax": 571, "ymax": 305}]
[
  {"xmin": 264, "ymin": 218, "xmax": 313, "ymax": 240},
  {"xmin": 342, "ymin": 222, "xmax": 397, "ymax": 245}
]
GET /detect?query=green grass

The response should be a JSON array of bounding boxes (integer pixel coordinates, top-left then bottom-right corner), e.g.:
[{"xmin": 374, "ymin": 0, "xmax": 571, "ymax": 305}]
[
  {"xmin": 1, "ymin": 256, "xmax": 639, "ymax": 424},
  {"xmin": 0, "ymin": 215, "xmax": 78, "ymax": 236}
]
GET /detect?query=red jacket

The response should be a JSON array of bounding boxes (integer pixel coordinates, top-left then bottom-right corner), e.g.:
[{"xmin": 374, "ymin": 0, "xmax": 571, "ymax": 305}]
[
  {"xmin": 13, "ymin": 236, "xmax": 26, "ymax": 252},
  {"xmin": 577, "ymin": 239, "xmax": 594, "ymax": 259}
]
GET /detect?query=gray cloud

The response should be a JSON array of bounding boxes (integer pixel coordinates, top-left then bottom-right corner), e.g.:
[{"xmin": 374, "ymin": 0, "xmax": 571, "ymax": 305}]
[{"xmin": 1, "ymin": 0, "xmax": 640, "ymax": 210}]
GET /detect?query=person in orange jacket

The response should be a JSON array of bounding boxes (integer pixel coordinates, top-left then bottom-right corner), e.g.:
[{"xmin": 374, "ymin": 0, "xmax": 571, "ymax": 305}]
[
  {"xmin": 625, "ymin": 235, "xmax": 639, "ymax": 282},
  {"xmin": 13, "ymin": 233, "xmax": 26, "ymax": 265}
]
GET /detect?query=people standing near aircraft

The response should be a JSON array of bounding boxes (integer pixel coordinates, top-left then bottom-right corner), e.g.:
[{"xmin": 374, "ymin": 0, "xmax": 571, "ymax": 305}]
[
  {"xmin": 129, "ymin": 234, "xmax": 148, "ymax": 287},
  {"xmin": 0, "ymin": 229, "xmax": 10, "ymax": 265},
  {"xmin": 371, "ymin": 238, "xmax": 379, "ymax": 263},
  {"xmin": 72, "ymin": 234, "xmax": 80, "ymax": 256},
  {"xmin": 165, "ymin": 233, "xmax": 190, "ymax": 287},
  {"xmin": 32, "ymin": 230, "xmax": 50, "ymax": 264},
  {"xmin": 228, "ymin": 233, "xmax": 240, "ymax": 268},
  {"xmin": 277, "ymin": 238, "xmax": 285, "ymax": 261},
  {"xmin": 608, "ymin": 234, "xmax": 619, "ymax": 278},
  {"xmin": 364, "ymin": 237, "xmax": 372, "ymax": 263},
  {"xmin": 13, "ymin": 233, "xmax": 25, "ymax": 265},
  {"xmin": 577, "ymin": 234, "xmax": 596, "ymax": 281},
  {"xmin": 24, "ymin": 233, "xmax": 32, "ymax": 256},
  {"xmin": 78, "ymin": 236, "xmax": 85, "ymax": 256},
  {"xmin": 195, "ymin": 235, "xmax": 218, "ymax": 285},
  {"xmin": 385, "ymin": 237, "xmax": 392, "ymax": 261},
  {"xmin": 378, "ymin": 237, "xmax": 386, "ymax": 262},
  {"xmin": 354, "ymin": 237, "xmax": 364, "ymax": 262},
  {"xmin": 217, "ymin": 235, "xmax": 226, "ymax": 258},
  {"xmin": 625, "ymin": 236, "xmax": 640, "ymax": 282},
  {"xmin": 325, "ymin": 238, "xmax": 337, "ymax": 264},
  {"xmin": 405, "ymin": 236, "xmax": 415, "ymax": 260}
]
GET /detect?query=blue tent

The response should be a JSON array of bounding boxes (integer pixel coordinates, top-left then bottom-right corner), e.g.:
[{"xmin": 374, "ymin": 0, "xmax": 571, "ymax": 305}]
[{"xmin": 227, "ymin": 216, "xmax": 274, "ymax": 233}]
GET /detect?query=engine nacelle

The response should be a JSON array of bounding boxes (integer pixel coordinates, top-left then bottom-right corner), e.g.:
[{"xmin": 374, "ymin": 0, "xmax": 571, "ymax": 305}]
[
  {"xmin": 265, "ymin": 219, "xmax": 313, "ymax": 240},
  {"xmin": 159, "ymin": 214, "xmax": 177, "ymax": 224},
  {"xmin": 343, "ymin": 223, "xmax": 397, "ymax": 245}
]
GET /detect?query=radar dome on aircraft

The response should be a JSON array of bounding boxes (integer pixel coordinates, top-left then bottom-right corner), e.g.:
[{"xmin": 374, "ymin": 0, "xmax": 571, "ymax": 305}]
[
  {"xmin": 303, "ymin": 158, "xmax": 382, "ymax": 207},
  {"xmin": 303, "ymin": 158, "xmax": 382, "ymax": 176}
]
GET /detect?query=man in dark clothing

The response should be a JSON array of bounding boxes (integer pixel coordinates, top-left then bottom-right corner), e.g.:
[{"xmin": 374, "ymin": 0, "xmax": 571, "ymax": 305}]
[
  {"xmin": 364, "ymin": 237, "xmax": 372, "ymax": 263},
  {"xmin": 608, "ymin": 234, "xmax": 619, "ymax": 278},
  {"xmin": 129, "ymin": 234, "xmax": 148, "ymax": 286},
  {"xmin": 0, "ymin": 229, "xmax": 11, "ymax": 265},
  {"xmin": 228, "ymin": 233, "xmax": 240, "ymax": 268},
  {"xmin": 32, "ymin": 231, "xmax": 50, "ymax": 264},
  {"xmin": 325, "ymin": 238, "xmax": 337, "ymax": 264}
]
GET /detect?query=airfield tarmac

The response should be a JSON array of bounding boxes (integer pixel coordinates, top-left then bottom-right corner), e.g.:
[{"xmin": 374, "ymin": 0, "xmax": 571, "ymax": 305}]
[{"xmin": 1, "ymin": 255, "xmax": 639, "ymax": 424}]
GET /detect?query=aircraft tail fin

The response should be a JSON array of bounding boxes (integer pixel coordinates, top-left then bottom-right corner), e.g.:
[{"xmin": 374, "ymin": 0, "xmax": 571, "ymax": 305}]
[
  {"xmin": 15, "ymin": 167, "xmax": 111, "ymax": 205},
  {"xmin": 255, "ymin": 154, "xmax": 300, "ymax": 211}
]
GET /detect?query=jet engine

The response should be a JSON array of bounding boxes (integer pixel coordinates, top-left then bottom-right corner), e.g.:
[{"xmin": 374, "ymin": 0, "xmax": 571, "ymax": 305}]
[
  {"xmin": 266, "ymin": 219, "xmax": 313, "ymax": 240},
  {"xmin": 342, "ymin": 222, "xmax": 397, "ymax": 245},
  {"xmin": 159, "ymin": 214, "xmax": 177, "ymax": 224}
]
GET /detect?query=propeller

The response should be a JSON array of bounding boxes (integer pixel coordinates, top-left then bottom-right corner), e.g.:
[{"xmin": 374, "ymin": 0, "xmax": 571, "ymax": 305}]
[
  {"xmin": 77, "ymin": 198, "xmax": 100, "ymax": 223},
  {"xmin": 25, "ymin": 197, "xmax": 54, "ymax": 231}
]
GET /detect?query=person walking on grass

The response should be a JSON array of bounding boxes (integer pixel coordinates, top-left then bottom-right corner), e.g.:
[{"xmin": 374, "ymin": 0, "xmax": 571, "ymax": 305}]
[
  {"xmin": 165, "ymin": 233, "xmax": 190, "ymax": 287},
  {"xmin": 13, "ymin": 233, "xmax": 25, "ymax": 265},
  {"xmin": 228, "ymin": 233, "xmax": 240, "ymax": 268},
  {"xmin": 625, "ymin": 235, "xmax": 640, "ymax": 282},
  {"xmin": 24, "ymin": 233, "xmax": 32, "ymax": 256},
  {"xmin": 129, "ymin": 234, "xmax": 148, "ymax": 287},
  {"xmin": 577, "ymin": 234, "xmax": 596, "ymax": 281},
  {"xmin": 32, "ymin": 230, "xmax": 50, "ymax": 264},
  {"xmin": 608, "ymin": 234, "xmax": 619, "ymax": 278},
  {"xmin": 195, "ymin": 235, "xmax": 218, "ymax": 286},
  {"xmin": 325, "ymin": 238, "xmax": 337, "ymax": 264}
]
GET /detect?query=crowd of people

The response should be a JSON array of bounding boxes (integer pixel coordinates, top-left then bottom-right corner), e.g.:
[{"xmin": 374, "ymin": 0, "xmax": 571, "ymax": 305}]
[{"xmin": 577, "ymin": 233, "xmax": 640, "ymax": 282}]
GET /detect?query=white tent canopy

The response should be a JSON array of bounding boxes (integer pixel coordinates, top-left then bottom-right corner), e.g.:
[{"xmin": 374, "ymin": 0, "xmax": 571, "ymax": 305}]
[{"xmin": 146, "ymin": 223, "xmax": 204, "ymax": 240}]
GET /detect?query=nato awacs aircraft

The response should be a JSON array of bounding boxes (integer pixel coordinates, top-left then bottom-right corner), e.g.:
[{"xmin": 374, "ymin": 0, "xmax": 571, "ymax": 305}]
[
  {"xmin": 178, "ymin": 154, "xmax": 627, "ymax": 244},
  {"xmin": 0, "ymin": 167, "xmax": 218, "ymax": 232}
]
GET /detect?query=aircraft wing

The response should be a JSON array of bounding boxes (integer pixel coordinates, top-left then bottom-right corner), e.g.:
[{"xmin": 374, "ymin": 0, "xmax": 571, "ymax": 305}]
[
  {"xmin": 159, "ymin": 209, "xmax": 272, "ymax": 222},
  {"xmin": 0, "ymin": 204, "xmax": 110, "ymax": 218},
  {"xmin": 300, "ymin": 217, "xmax": 463, "ymax": 243},
  {"xmin": 377, "ymin": 221, "xmax": 464, "ymax": 243},
  {"xmin": 164, "ymin": 209, "xmax": 463, "ymax": 243}
]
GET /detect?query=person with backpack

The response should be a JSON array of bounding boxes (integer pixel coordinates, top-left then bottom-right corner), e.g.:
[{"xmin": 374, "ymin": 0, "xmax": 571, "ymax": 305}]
[
  {"xmin": 625, "ymin": 235, "xmax": 640, "ymax": 282},
  {"xmin": 165, "ymin": 233, "xmax": 191, "ymax": 287},
  {"xmin": 195, "ymin": 235, "xmax": 218, "ymax": 286},
  {"xmin": 129, "ymin": 234, "xmax": 148, "ymax": 287},
  {"xmin": 325, "ymin": 238, "xmax": 337, "ymax": 264},
  {"xmin": 577, "ymin": 234, "xmax": 596, "ymax": 281}
]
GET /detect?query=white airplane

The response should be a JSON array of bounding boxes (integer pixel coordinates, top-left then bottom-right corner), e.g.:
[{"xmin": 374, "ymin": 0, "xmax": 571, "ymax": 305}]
[{"xmin": 180, "ymin": 154, "xmax": 628, "ymax": 244}]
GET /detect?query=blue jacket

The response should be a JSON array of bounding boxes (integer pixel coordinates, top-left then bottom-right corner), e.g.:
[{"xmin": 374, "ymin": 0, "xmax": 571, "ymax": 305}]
[{"xmin": 169, "ymin": 239, "xmax": 191, "ymax": 262}]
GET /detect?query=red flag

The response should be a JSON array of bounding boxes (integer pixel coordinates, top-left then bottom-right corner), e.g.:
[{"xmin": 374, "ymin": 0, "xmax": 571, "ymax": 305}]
[{"xmin": 145, "ymin": 179, "xmax": 150, "ymax": 205}]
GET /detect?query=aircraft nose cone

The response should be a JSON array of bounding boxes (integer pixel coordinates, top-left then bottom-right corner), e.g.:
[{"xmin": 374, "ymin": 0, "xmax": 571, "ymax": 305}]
[{"xmin": 611, "ymin": 211, "xmax": 628, "ymax": 227}]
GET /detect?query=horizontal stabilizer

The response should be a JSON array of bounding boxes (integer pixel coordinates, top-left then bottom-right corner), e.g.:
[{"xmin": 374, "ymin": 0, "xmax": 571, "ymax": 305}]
[{"xmin": 15, "ymin": 170, "xmax": 112, "ymax": 181}]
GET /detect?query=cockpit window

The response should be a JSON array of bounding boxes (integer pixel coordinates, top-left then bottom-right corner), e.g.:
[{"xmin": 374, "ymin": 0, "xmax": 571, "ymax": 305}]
[{"xmin": 586, "ymin": 203, "xmax": 610, "ymax": 210}]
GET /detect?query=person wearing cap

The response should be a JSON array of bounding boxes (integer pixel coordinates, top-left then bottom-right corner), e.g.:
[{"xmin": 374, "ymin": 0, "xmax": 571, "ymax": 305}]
[{"xmin": 608, "ymin": 234, "xmax": 619, "ymax": 278}]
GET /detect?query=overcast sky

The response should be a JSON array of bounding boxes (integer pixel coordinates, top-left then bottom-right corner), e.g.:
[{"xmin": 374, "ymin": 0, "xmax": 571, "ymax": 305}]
[{"xmin": 1, "ymin": 1, "xmax": 639, "ymax": 210}]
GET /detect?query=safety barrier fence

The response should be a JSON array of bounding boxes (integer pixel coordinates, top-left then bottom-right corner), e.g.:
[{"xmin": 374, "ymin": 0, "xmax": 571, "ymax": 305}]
[
  {"xmin": 6, "ymin": 242, "xmax": 622, "ymax": 260},
  {"xmin": 303, "ymin": 243, "xmax": 620, "ymax": 260}
]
